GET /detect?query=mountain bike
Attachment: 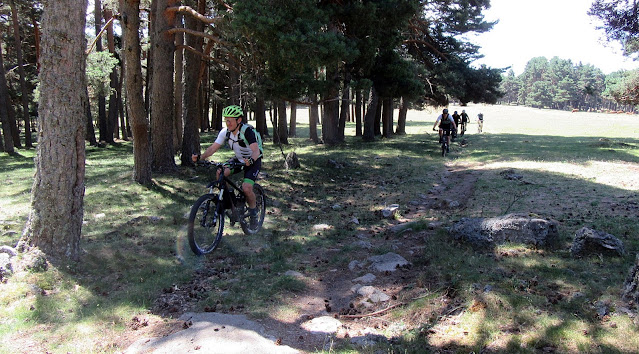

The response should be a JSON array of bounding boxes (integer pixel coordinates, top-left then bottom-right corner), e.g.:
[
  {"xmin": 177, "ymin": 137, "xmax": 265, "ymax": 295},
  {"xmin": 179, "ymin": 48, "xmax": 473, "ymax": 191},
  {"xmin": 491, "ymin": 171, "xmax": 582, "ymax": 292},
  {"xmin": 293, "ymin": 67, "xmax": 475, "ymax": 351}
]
[
  {"xmin": 434, "ymin": 128, "xmax": 450, "ymax": 157},
  {"xmin": 187, "ymin": 160, "xmax": 266, "ymax": 255}
]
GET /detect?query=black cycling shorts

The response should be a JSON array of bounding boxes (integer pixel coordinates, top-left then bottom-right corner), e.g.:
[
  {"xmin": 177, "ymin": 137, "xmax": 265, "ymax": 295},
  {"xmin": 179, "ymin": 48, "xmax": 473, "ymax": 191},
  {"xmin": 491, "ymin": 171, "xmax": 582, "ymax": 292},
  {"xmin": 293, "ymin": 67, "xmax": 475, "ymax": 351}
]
[{"xmin": 228, "ymin": 157, "xmax": 262, "ymax": 185}]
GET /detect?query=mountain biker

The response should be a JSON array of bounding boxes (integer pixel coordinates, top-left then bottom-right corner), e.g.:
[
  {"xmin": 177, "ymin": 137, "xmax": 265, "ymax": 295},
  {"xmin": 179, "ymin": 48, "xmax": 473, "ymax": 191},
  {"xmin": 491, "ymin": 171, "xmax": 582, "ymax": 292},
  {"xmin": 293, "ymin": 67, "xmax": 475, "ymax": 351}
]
[
  {"xmin": 460, "ymin": 110, "xmax": 469, "ymax": 134},
  {"xmin": 452, "ymin": 111, "xmax": 461, "ymax": 135},
  {"xmin": 192, "ymin": 105, "xmax": 262, "ymax": 228},
  {"xmin": 432, "ymin": 109, "xmax": 456, "ymax": 153}
]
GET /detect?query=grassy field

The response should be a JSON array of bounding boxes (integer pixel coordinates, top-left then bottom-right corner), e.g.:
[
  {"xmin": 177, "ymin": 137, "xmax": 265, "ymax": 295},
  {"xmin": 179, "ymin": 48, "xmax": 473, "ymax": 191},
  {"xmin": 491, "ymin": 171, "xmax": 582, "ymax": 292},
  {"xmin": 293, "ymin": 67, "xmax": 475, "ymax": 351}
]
[{"xmin": 1, "ymin": 103, "xmax": 639, "ymax": 353}]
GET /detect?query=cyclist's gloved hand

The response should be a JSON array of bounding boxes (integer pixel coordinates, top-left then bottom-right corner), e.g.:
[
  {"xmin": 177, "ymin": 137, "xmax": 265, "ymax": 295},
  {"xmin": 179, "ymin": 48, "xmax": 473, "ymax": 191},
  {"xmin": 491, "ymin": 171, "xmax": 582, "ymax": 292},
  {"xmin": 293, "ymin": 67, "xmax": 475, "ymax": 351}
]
[{"xmin": 245, "ymin": 157, "xmax": 254, "ymax": 166}]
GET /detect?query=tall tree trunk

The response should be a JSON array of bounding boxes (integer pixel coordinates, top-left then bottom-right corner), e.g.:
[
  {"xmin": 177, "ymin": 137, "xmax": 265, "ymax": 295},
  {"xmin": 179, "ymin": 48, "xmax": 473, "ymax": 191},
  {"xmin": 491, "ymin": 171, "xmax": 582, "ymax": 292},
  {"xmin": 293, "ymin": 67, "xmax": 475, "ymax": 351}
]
[
  {"xmin": 374, "ymin": 97, "xmax": 382, "ymax": 136},
  {"xmin": 122, "ymin": 0, "xmax": 152, "ymax": 184},
  {"xmin": 6, "ymin": 86, "xmax": 21, "ymax": 148},
  {"xmin": 362, "ymin": 87, "xmax": 378, "ymax": 142},
  {"xmin": 23, "ymin": 0, "xmax": 88, "ymax": 260},
  {"xmin": 150, "ymin": 0, "xmax": 177, "ymax": 172},
  {"xmin": 180, "ymin": 1, "xmax": 202, "ymax": 165},
  {"xmin": 396, "ymin": 97, "xmax": 408, "ymax": 135},
  {"xmin": 173, "ymin": 12, "xmax": 184, "ymax": 152},
  {"xmin": 117, "ymin": 60, "xmax": 128, "ymax": 140},
  {"xmin": 271, "ymin": 102, "xmax": 280, "ymax": 145},
  {"xmin": 10, "ymin": 0, "xmax": 33, "ymax": 148},
  {"xmin": 95, "ymin": 0, "xmax": 108, "ymax": 143},
  {"xmin": 84, "ymin": 85, "xmax": 98, "ymax": 145},
  {"xmin": 309, "ymin": 95, "xmax": 319, "ymax": 143},
  {"xmin": 105, "ymin": 8, "xmax": 119, "ymax": 141},
  {"xmin": 277, "ymin": 100, "xmax": 288, "ymax": 144},
  {"xmin": 289, "ymin": 102, "xmax": 297, "ymax": 137},
  {"xmin": 255, "ymin": 94, "xmax": 268, "ymax": 138},
  {"xmin": 382, "ymin": 97, "xmax": 393, "ymax": 138},
  {"xmin": 338, "ymin": 74, "xmax": 350, "ymax": 141},
  {"xmin": 0, "ymin": 41, "xmax": 15, "ymax": 153},
  {"xmin": 322, "ymin": 65, "xmax": 340, "ymax": 145},
  {"xmin": 355, "ymin": 89, "xmax": 362, "ymax": 137}
]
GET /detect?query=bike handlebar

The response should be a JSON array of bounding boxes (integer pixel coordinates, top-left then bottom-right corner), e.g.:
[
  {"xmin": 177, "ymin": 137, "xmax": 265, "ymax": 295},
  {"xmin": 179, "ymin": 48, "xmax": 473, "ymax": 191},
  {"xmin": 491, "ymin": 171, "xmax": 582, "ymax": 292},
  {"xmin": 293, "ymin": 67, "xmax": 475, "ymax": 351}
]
[{"xmin": 195, "ymin": 160, "xmax": 245, "ymax": 169}]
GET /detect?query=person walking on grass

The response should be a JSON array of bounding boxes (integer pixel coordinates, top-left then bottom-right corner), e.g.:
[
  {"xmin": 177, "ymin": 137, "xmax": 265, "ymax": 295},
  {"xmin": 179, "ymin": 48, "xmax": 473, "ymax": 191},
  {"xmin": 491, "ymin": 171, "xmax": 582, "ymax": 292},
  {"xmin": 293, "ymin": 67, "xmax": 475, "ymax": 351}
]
[
  {"xmin": 477, "ymin": 112, "xmax": 484, "ymax": 133},
  {"xmin": 192, "ymin": 105, "xmax": 263, "ymax": 228}
]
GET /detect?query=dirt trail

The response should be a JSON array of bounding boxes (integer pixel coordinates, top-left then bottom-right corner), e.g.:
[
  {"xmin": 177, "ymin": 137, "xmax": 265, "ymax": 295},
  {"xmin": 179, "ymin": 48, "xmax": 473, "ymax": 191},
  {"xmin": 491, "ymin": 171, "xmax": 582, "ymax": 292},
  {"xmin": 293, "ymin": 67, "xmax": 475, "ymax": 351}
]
[{"xmin": 122, "ymin": 165, "xmax": 481, "ymax": 353}]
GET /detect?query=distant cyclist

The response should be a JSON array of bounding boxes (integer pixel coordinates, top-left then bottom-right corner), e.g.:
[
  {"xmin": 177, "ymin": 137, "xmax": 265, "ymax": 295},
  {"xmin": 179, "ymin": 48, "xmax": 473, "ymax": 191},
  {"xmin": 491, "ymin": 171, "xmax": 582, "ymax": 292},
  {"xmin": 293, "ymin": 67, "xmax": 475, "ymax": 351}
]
[
  {"xmin": 432, "ymin": 109, "xmax": 456, "ymax": 153},
  {"xmin": 452, "ymin": 111, "xmax": 461, "ymax": 136},
  {"xmin": 460, "ymin": 110, "xmax": 469, "ymax": 134}
]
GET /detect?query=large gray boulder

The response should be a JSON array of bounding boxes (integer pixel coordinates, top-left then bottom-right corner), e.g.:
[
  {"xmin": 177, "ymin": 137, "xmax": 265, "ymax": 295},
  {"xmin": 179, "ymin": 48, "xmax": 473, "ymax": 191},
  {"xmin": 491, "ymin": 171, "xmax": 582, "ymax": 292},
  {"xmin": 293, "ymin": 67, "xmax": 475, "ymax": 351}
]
[
  {"xmin": 570, "ymin": 227, "xmax": 624, "ymax": 258},
  {"xmin": 450, "ymin": 213, "xmax": 559, "ymax": 248},
  {"xmin": 0, "ymin": 246, "xmax": 17, "ymax": 283}
]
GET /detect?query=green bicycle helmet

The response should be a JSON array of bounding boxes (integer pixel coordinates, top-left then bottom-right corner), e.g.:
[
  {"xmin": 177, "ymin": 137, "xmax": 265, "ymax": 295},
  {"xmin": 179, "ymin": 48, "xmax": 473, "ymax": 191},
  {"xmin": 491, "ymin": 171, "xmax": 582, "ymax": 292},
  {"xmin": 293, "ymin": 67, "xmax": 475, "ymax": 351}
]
[{"xmin": 222, "ymin": 105, "xmax": 243, "ymax": 118}]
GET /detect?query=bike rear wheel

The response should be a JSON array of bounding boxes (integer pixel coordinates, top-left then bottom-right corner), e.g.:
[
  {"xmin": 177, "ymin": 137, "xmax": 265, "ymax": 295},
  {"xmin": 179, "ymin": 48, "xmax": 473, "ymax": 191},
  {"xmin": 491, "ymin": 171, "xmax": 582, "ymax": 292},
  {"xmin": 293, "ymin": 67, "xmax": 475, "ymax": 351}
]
[
  {"xmin": 187, "ymin": 193, "xmax": 225, "ymax": 255},
  {"xmin": 240, "ymin": 183, "xmax": 266, "ymax": 235}
]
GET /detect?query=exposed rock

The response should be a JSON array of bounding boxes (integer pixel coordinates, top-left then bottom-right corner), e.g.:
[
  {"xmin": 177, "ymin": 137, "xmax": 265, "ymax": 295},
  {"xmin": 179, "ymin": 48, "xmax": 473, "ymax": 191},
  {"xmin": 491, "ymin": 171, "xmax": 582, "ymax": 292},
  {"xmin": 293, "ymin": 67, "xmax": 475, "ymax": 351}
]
[
  {"xmin": 285, "ymin": 152, "xmax": 300, "ymax": 169},
  {"xmin": 355, "ymin": 285, "xmax": 390, "ymax": 303},
  {"xmin": 352, "ymin": 240, "xmax": 372, "ymax": 249},
  {"xmin": 367, "ymin": 252, "xmax": 410, "ymax": 272},
  {"xmin": 622, "ymin": 254, "xmax": 639, "ymax": 303},
  {"xmin": 301, "ymin": 316, "xmax": 341, "ymax": 334},
  {"xmin": 284, "ymin": 270, "xmax": 304, "ymax": 278},
  {"xmin": 0, "ymin": 253, "xmax": 13, "ymax": 283},
  {"xmin": 352, "ymin": 273, "xmax": 376, "ymax": 284},
  {"xmin": 348, "ymin": 260, "xmax": 365, "ymax": 271},
  {"xmin": 21, "ymin": 248, "xmax": 48, "ymax": 272},
  {"xmin": 571, "ymin": 227, "xmax": 624, "ymax": 257},
  {"xmin": 450, "ymin": 213, "xmax": 559, "ymax": 248},
  {"xmin": 382, "ymin": 204, "xmax": 400, "ymax": 218},
  {"xmin": 0, "ymin": 245, "xmax": 17, "ymax": 257}
]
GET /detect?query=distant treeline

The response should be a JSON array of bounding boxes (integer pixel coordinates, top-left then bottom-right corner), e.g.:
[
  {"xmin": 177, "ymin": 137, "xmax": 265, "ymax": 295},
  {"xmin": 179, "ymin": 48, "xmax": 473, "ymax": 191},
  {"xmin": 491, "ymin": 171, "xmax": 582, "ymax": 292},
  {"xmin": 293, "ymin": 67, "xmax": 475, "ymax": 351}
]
[{"xmin": 497, "ymin": 56, "xmax": 638, "ymax": 112}]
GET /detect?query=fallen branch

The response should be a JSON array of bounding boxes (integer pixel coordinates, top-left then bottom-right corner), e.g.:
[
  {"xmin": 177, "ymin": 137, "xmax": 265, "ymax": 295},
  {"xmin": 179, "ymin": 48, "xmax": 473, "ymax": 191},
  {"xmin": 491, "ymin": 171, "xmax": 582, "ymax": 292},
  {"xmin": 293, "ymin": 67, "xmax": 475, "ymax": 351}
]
[{"xmin": 338, "ymin": 303, "xmax": 405, "ymax": 319}]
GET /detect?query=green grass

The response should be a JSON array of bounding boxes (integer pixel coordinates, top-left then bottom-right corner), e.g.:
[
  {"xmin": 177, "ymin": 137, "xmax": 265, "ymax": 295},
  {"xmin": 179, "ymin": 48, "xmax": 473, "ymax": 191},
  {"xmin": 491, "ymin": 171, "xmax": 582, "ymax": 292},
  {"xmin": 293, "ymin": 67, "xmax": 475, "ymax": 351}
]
[{"xmin": 1, "ymin": 103, "xmax": 639, "ymax": 352}]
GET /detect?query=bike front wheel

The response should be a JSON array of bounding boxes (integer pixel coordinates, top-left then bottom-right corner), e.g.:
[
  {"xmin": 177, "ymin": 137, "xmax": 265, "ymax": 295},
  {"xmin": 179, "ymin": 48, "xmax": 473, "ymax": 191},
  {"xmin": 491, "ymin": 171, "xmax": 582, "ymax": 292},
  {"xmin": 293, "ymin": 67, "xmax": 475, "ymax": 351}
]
[
  {"xmin": 240, "ymin": 183, "xmax": 266, "ymax": 235},
  {"xmin": 187, "ymin": 193, "xmax": 225, "ymax": 255}
]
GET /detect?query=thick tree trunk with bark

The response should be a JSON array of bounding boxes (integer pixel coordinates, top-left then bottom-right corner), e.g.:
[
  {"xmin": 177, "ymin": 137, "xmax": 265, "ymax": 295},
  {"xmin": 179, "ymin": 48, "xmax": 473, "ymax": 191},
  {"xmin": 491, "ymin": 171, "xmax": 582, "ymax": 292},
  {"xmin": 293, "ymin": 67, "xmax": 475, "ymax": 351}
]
[
  {"xmin": 10, "ymin": 0, "xmax": 33, "ymax": 148},
  {"xmin": 382, "ymin": 97, "xmax": 393, "ymax": 138},
  {"xmin": 396, "ymin": 97, "xmax": 408, "ymax": 135},
  {"xmin": 180, "ymin": 4, "xmax": 202, "ymax": 165},
  {"xmin": 173, "ymin": 13, "xmax": 184, "ymax": 151},
  {"xmin": 122, "ymin": 0, "xmax": 152, "ymax": 184},
  {"xmin": 362, "ymin": 87, "xmax": 378, "ymax": 142},
  {"xmin": 150, "ymin": 0, "xmax": 177, "ymax": 172},
  {"xmin": 289, "ymin": 102, "xmax": 297, "ymax": 137},
  {"xmin": 322, "ymin": 65, "xmax": 341, "ymax": 145},
  {"xmin": 309, "ymin": 95, "xmax": 319, "ymax": 143},
  {"xmin": 22, "ymin": 0, "xmax": 88, "ymax": 261}
]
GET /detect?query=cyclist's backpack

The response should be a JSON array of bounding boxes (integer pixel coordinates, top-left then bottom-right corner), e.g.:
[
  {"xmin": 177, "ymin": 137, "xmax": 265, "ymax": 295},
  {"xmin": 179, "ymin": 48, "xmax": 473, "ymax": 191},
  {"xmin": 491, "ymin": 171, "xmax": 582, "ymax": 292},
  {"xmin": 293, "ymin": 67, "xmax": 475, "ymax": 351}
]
[{"xmin": 227, "ymin": 123, "xmax": 263, "ymax": 157}]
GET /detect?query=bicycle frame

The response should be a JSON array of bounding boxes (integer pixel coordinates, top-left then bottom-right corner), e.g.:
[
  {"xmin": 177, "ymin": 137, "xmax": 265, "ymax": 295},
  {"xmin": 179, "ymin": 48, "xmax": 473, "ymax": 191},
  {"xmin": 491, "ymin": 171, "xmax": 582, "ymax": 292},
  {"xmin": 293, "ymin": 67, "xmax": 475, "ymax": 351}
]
[{"xmin": 207, "ymin": 162, "xmax": 246, "ymax": 225}]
